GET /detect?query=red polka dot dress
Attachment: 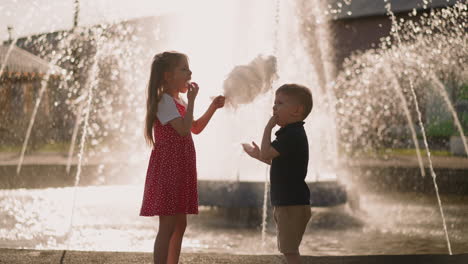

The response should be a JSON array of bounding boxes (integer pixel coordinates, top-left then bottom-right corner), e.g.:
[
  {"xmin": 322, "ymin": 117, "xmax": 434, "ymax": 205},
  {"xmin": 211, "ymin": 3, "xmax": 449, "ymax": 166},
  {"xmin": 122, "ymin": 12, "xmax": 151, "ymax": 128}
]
[{"xmin": 140, "ymin": 97, "xmax": 198, "ymax": 216}]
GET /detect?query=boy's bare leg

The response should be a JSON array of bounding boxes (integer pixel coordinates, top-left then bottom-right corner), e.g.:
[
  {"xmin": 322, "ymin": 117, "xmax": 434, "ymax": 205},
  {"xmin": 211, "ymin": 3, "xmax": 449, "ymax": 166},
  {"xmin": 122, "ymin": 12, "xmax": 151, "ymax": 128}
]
[
  {"xmin": 167, "ymin": 214, "xmax": 187, "ymax": 264},
  {"xmin": 154, "ymin": 215, "xmax": 177, "ymax": 264},
  {"xmin": 284, "ymin": 253, "xmax": 302, "ymax": 264}
]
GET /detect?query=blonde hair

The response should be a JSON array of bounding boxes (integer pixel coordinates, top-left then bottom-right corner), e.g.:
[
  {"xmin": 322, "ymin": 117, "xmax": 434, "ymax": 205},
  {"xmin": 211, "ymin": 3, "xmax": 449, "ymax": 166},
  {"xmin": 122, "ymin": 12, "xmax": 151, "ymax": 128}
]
[
  {"xmin": 144, "ymin": 51, "xmax": 187, "ymax": 146},
  {"xmin": 276, "ymin": 83, "xmax": 313, "ymax": 119}
]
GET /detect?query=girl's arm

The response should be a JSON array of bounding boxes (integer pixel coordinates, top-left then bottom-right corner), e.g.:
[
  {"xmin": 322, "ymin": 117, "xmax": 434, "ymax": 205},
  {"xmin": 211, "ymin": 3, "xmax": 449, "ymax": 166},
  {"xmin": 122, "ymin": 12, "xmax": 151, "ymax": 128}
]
[
  {"xmin": 169, "ymin": 85, "xmax": 198, "ymax": 136},
  {"xmin": 191, "ymin": 95, "xmax": 225, "ymax": 134}
]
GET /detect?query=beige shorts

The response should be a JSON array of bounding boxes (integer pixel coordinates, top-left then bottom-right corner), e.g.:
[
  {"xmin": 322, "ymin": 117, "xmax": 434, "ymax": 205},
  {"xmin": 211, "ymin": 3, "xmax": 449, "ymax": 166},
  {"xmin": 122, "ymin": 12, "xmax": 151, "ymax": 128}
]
[{"xmin": 273, "ymin": 205, "xmax": 311, "ymax": 254}]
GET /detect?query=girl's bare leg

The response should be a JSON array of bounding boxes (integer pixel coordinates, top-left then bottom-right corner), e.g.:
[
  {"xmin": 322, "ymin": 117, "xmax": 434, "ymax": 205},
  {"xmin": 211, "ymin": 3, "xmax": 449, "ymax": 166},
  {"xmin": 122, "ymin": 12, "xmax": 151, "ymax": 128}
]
[
  {"xmin": 167, "ymin": 214, "xmax": 187, "ymax": 264},
  {"xmin": 154, "ymin": 215, "xmax": 177, "ymax": 264}
]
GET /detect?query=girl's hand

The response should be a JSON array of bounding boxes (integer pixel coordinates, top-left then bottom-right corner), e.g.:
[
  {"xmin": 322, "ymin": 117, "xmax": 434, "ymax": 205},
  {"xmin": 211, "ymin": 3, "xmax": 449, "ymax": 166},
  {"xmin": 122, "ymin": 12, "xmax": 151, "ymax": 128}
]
[
  {"xmin": 187, "ymin": 82, "xmax": 199, "ymax": 102},
  {"xmin": 242, "ymin": 142, "xmax": 260, "ymax": 159},
  {"xmin": 211, "ymin": 95, "xmax": 226, "ymax": 110}
]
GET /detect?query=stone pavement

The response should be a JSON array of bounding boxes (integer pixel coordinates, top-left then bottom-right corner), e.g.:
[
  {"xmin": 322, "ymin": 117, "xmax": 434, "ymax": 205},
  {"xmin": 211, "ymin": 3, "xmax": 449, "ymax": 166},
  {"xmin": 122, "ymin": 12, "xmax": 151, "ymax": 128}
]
[{"xmin": 1, "ymin": 248, "xmax": 468, "ymax": 264}]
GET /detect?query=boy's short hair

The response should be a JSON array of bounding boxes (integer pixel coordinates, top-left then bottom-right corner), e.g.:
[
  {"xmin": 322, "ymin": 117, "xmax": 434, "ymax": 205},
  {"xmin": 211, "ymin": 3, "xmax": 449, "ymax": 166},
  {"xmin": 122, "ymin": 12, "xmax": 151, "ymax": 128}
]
[{"xmin": 276, "ymin": 83, "xmax": 313, "ymax": 119}]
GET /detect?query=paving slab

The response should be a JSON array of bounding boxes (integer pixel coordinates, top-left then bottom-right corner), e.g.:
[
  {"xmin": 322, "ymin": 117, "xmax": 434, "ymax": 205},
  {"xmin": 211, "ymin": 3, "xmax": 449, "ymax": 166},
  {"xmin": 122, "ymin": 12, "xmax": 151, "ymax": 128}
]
[{"xmin": 1, "ymin": 248, "xmax": 468, "ymax": 264}]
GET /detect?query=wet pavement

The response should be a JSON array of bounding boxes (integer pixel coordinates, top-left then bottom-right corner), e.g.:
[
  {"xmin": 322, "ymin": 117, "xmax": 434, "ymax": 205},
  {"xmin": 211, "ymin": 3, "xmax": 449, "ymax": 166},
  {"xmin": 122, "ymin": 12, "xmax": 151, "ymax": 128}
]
[{"xmin": 1, "ymin": 248, "xmax": 468, "ymax": 264}]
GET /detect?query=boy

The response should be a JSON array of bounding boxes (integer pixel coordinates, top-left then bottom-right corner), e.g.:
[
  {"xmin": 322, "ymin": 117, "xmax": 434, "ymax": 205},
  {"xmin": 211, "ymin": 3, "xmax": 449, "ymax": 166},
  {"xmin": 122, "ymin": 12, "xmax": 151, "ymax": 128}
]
[{"xmin": 242, "ymin": 83, "xmax": 313, "ymax": 264}]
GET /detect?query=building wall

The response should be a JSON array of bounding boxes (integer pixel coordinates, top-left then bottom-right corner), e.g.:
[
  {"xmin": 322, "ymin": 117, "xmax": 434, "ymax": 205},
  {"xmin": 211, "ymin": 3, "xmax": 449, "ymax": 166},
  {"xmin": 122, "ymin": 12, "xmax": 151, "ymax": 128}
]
[
  {"xmin": 332, "ymin": 16, "xmax": 391, "ymax": 70},
  {"xmin": 0, "ymin": 76, "xmax": 63, "ymax": 146},
  {"xmin": 331, "ymin": 12, "xmax": 424, "ymax": 71}
]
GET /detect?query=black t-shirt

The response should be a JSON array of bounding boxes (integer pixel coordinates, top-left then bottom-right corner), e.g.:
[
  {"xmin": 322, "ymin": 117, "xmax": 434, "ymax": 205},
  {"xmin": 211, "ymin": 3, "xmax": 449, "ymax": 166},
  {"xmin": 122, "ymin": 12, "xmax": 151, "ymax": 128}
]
[{"xmin": 270, "ymin": 121, "xmax": 310, "ymax": 206}]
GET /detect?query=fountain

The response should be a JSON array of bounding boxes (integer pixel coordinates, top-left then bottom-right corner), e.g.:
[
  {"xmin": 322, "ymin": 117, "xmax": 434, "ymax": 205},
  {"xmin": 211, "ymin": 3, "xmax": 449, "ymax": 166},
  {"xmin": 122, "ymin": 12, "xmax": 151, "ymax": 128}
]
[
  {"xmin": 0, "ymin": 0, "xmax": 467, "ymax": 257},
  {"xmin": 2, "ymin": 0, "xmax": 348, "ymax": 204},
  {"xmin": 333, "ymin": 1, "xmax": 467, "ymax": 255}
]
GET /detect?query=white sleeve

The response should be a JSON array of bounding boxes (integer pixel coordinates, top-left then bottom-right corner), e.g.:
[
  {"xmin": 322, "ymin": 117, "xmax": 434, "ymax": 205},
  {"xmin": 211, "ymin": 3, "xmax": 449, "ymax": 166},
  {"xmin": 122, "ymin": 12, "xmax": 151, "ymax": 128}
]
[{"xmin": 157, "ymin": 94, "xmax": 181, "ymax": 125}]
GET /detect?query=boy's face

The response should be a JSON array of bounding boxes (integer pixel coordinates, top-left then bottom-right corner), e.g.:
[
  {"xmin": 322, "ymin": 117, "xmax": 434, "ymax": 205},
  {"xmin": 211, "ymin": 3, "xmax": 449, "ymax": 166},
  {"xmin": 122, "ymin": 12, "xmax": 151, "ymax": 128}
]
[{"xmin": 273, "ymin": 92, "xmax": 303, "ymax": 127}]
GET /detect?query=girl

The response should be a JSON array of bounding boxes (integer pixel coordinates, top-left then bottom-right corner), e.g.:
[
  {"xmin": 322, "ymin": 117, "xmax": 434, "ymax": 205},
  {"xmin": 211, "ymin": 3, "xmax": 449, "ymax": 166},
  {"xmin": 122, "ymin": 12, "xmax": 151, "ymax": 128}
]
[{"xmin": 140, "ymin": 51, "xmax": 225, "ymax": 264}]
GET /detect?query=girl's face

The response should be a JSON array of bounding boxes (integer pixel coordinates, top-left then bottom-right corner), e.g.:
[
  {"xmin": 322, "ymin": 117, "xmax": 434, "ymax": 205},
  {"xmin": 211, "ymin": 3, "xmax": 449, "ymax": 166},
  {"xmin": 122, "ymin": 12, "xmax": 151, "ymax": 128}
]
[
  {"xmin": 166, "ymin": 57, "xmax": 192, "ymax": 94},
  {"xmin": 273, "ymin": 92, "xmax": 302, "ymax": 127}
]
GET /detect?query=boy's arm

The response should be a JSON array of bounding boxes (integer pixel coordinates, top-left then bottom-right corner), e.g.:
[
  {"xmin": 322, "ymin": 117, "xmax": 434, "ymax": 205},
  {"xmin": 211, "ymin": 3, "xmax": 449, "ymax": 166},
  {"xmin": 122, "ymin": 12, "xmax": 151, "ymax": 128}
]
[
  {"xmin": 191, "ymin": 95, "xmax": 225, "ymax": 134},
  {"xmin": 260, "ymin": 116, "xmax": 280, "ymax": 160}
]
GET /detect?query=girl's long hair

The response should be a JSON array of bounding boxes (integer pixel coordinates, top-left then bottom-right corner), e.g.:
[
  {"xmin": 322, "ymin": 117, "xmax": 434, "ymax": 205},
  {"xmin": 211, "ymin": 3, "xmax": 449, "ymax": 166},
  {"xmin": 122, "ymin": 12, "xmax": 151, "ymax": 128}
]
[{"xmin": 144, "ymin": 51, "xmax": 187, "ymax": 146}]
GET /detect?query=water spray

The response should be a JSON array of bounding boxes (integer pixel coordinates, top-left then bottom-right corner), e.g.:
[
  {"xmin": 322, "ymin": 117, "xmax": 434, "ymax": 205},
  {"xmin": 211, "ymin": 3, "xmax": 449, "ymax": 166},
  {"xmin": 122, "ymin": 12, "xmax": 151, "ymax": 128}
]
[{"xmin": 385, "ymin": 1, "xmax": 453, "ymax": 255}]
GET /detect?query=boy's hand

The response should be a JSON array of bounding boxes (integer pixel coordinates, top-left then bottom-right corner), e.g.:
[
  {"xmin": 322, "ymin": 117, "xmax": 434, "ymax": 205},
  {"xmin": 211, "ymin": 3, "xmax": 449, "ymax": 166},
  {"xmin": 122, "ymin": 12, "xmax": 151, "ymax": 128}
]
[
  {"xmin": 211, "ymin": 95, "xmax": 225, "ymax": 110},
  {"xmin": 242, "ymin": 141, "xmax": 260, "ymax": 159},
  {"xmin": 266, "ymin": 116, "xmax": 277, "ymax": 130},
  {"xmin": 187, "ymin": 82, "xmax": 199, "ymax": 102}
]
